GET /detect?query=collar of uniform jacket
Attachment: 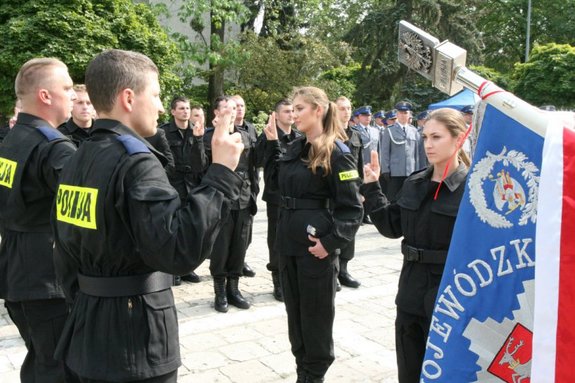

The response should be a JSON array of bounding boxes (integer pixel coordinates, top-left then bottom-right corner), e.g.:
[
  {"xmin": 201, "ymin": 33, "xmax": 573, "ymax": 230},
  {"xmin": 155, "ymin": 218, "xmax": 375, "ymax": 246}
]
[
  {"xmin": 15, "ymin": 112, "xmax": 53, "ymax": 129},
  {"xmin": 410, "ymin": 163, "xmax": 467, "ymax": 192},
  {"xmin": 91, "ymin": 119, "xmax": 168, "ymax": 164}
]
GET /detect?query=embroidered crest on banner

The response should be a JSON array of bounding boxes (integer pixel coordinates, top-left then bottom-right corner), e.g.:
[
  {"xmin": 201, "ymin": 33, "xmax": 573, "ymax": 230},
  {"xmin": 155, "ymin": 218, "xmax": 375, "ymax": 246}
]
[{"xmin": 469, "ymin": 147, "xmax": 539, "ymax": 228}]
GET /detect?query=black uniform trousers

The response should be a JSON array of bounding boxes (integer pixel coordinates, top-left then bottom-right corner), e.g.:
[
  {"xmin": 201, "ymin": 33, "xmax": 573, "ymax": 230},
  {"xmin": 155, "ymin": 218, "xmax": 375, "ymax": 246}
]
[
  {"xmin": 209, "ymin": 207, "xmax": 252, "ymax": 278},
  {"xmin": 339, "ymin": 237, "xmax": 355, "ymax": 261},
  {"xmin": 265, "ymin": 201, "xmax": 280, "ymax": 273},
  {"xmin": 387, "ymin": 176, "xmax": 407, "ymax": 202},
  {"xmin": 395, "ymin": 308, "xmax": 430, "ymax": 383},
  {"xmin": 69, "ymin": 370, "xmax": 177, "ymax": 383},
  {"xmin": 279, "ymin": 252, "xmax": 338, "ymax": 379},
  {"xmin": 5, "ymin": 299, "xmax": 71, "ymax": 383}
]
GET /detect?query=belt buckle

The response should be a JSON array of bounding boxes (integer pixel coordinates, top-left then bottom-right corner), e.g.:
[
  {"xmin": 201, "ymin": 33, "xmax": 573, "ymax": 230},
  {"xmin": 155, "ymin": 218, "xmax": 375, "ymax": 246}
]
[
  {"xmin": 282, "ymin": 196, "xmax": 296, "ymax": 209},
  {"xmin": 406, "ymin": 246, "xmax": 421, "ymax": 262}
]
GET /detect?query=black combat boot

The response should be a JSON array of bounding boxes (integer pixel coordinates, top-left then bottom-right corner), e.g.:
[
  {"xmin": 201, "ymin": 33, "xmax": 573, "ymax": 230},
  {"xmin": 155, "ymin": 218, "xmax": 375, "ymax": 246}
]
[
  {"xmin": 338, "ymin": 259, "xmax": 361, "ymax": 288},
  {"xmin": 226, "ymin": 277, "xmax": 251, "ymax": 309},
  {"xmin": 272, "ymin": 271, "xmax": 283, "ymax": 302},
  {"xmin": 242, "ymin": 262, "xmax": 256, "ymax": 277},
  {"xmin": 213, "ymin": 277, "xmax": 228, "ymax": 313},
  {"xmin": 304, "ymin": 375, "xmax": 324, "ymax": 383}
]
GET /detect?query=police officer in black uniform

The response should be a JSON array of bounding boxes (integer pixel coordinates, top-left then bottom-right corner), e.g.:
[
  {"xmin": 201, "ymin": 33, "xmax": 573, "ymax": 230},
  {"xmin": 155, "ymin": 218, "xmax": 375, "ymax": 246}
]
[
  {"xmin": 362, "ymin": 108, "xmax": 470, "ymax": 383},
  {"xmin": 263, "ymin": 87, "xmax": 363, "ymax": 383},
  {"xmin": 335, "ymin": 96, "xmax": 363, "ymax": 289},
  {"xmin": 0, "ymin": 58, "xmax": 77, "ymax": 383},
  {"xmin": 256, "ymin": 98, "xmax": 301, "ymax": 301},
  {"xmin": 57, "ymin": 84, "xmax": 95, "ymax": 147},
  {"xmin": 52, "ymin": 49, "xmax": 244, "ymax": 383},
  {"xmin": 203, "ymin": 95, "xmax": 258, "ymax": 312},
  {"xmin": 231, "ymin": 94, "xmax": 259, "ymax": 278},
  {"xmin": 158, "ymin": 97, "xmax": 208, "ymax": 284}
]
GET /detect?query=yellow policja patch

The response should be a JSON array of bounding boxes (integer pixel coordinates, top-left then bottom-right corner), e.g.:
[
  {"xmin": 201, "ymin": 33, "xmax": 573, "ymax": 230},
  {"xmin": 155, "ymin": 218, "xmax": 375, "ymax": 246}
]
[
  {"xmin": 338, "ymin": 170, "xmax": 359, "ymax": 181},
  {"xmin": 56, "ymin": 184, "xmax": 98, "ymax": 229},
  {"xmin": 0, "ymin": 157, "xmax": 17, "ymax": 188}
]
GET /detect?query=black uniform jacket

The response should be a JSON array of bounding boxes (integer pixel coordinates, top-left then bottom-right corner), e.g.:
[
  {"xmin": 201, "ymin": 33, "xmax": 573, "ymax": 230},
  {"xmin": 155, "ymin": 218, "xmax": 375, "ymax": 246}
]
[
  {"xmin": 0, "ymin": 113, "xmax": 76, "ymax": 301},
  {"xmin": 265, "ymin": 136, "xmax": 363, "ymax": 256},
  {"xmin": 204, "ymin": 122, "xmax": 259, "ymax": 214},
  {"xmin": 257, "ymin": 125, "xmax": 302, "ymax": 204},
  {"xmin": 345, "ymin": 126, "xmax": 364, "ymax": 178},
  {"xmin": 145, "ymin": 127, "xmax": 175, "ymax": 171},
  {"xmin": 52, "ymin": 119, "xmax": 242, "ymax": 380},
  {"xmin": 361, "ymin": 164, "xmax": 468, "ymax": 317},
  {"xmin": 159, "ymin": 120, "xmax": 207, "ymax": 200},
  {"xmin": 58, "ymin": 118, "xmax": 92, "ymax": 147}
]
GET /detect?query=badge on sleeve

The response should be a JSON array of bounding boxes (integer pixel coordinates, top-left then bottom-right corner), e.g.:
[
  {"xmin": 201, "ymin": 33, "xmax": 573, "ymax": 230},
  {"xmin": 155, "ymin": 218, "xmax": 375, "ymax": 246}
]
[{"xmin": 339, "ymin": 169, "xmax": 360, "ymax": 181}]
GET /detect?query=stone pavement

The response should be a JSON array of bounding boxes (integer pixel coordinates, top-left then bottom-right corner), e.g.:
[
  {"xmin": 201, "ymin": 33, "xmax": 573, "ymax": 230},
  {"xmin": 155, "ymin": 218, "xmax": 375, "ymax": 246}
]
[{"xmin": 0, "ymin": 196, "xmax": 403, "ymax": 382}]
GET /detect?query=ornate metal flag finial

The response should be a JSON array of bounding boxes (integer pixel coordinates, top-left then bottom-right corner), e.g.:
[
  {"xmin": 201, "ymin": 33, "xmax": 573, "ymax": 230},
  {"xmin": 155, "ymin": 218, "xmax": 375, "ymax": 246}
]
[{"xmin": 398, "ymin": 21, "xmax": 467, "ymax": 96}]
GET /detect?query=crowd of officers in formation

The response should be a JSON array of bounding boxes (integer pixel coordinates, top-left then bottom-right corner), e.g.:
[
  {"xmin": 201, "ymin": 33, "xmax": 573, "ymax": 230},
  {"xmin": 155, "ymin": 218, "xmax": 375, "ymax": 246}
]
[{"xmin": 0, "ymin": 50, "xmax": 476, "ymax": 383}]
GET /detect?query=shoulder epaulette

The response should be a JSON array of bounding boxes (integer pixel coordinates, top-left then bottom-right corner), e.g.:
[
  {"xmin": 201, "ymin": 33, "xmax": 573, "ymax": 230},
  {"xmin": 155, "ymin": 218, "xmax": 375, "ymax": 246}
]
[
  {"xmin": 335, "ymin": 140, "xmax": 351, "ymax": 154},
  {"xmin": 117, "ymin": 135, "xmax": 151, "ymax": 155},
  {"xmin": 37, "ymin": 126, "xmax": 65, "ymax": 142}
]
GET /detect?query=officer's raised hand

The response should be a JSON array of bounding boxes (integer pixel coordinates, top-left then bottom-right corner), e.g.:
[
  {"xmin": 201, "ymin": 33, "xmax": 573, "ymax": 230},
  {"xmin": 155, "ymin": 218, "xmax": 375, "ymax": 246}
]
[
  {"xmin": 364, "ymin": 150, "xmax": 381, "ymax": 183},
  {"xmin": 211, "ymin": 102, "xmax": 243, "ymax": 171},
  {"xmin": 263, "ymin": 112, "xmax": 278, "ymax": 141},
  {"xmin": 192, "ymin": 114, "xmax": 205, "ymax": 137}
]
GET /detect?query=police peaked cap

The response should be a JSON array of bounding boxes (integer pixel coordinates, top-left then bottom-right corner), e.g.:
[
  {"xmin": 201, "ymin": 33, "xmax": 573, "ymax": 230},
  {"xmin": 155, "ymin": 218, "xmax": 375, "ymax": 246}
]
[
  {"xmin": 354, "ymin": 106, "xmax": 372, "ymax": 116},
  {"xmin": 373, "ymin": 110, "xmax": 385, "ymax": 119},
  {"xmin": 394, "ymin": 101, "xmax": 413, "ymax": 111},
  {"xmin": 416, "ymin": 110, "xmax": 430, "ymax": 120},
  {"xmin": 384, "ymin": 110, "xmax": 397, "ymax": 120},
  {"xmin": 461, "ymin": 105, "xmax": 474, "ymax": 114}
]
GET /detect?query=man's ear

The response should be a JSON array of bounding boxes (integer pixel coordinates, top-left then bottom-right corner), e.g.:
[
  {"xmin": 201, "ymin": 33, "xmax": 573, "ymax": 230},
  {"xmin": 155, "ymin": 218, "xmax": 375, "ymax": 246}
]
[
  {"xmin": 38, "ymin": 88, "xmax": 51, "ymax": 105},
  {"xmin": 119, "ymin": 89, "xmax": 135, "ymax": 112}
]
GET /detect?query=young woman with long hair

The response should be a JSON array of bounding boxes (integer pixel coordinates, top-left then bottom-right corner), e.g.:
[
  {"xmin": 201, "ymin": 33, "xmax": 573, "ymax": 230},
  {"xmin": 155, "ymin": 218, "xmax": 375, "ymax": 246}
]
[
  {"xmin": 362, "ymin": 107, "xmax": 471, "ymax": 383},
  {"xmin": 263, "ymin": 86, "xmax": 363, "ymax": 382}
]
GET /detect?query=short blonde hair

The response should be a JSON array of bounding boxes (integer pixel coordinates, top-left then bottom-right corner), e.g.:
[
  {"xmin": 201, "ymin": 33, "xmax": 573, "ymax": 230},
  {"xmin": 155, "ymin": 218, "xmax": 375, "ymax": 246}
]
[{"xmin": 15, "ymin": 58, "xmax": 67, "ymax": 99}]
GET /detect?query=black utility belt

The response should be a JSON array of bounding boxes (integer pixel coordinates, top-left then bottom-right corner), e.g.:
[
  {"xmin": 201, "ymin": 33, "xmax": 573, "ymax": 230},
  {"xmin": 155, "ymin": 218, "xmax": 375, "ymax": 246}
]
[
  {"xmin": 77, "ymin": 271, "xmax": 173, "ymax": 297},
  {"xmin": 280, "ymin": 196, "xmax": 331, "ymax": 210},
  {"xmin": 401, "ymin": 243, "xmax": 447, "ymax": 265},
  {"xmin": 175, "ymin": 165, "xmax": 193, "ymax": 173}
]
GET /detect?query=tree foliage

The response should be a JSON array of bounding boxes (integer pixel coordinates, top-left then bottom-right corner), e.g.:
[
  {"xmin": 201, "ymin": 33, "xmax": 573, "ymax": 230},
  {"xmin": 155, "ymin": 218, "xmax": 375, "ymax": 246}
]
[
  {"xmin": 0, "ymin": 0, "xmax": 182, "ymax": 118},
  {"xmin": 477, "ymin": 0, "xmax": 575, "ymax": 72},
  {"xmin": 511, "ymin": 43, "xmax": 575, "ymax": 109}
]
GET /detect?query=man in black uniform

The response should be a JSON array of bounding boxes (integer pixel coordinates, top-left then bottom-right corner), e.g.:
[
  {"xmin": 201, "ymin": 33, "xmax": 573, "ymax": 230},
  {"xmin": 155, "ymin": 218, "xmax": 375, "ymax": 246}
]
[
  {"xmin": 0, "ymin": 57, "xmax": 77, "ymax": 382},
  {"xmin": 52, "ymin": 49, "xmax": 244, "ymax": 383},
  {"xmin": 203, "ymin": 96, "xmax": 257, "ymax": 312},
  {"xmin": 158, "ymin": 98, "xmax": 208, "ymax": 284},
  {"xmin": 57, "ymin": 84, "xmax": 95, "ymax": 147},
  {"xmin": 231, "ymin": 94, "xmax": 259, "ymax": 278},
  {"xmin": 256, "ymin": 98, "xmax": 300, "ymax": 301},
  {"xmin": 335, "ymin": 96, "xmax": 363, "ymax": 289}
]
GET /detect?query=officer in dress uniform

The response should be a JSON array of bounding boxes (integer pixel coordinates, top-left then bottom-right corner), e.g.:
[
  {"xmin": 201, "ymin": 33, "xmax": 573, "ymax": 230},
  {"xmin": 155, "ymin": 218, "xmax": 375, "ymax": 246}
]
[
  {"xmin": 460, "ymin": 105, "xmax": 475, "ymax": 160},
  {"xmin": 352, "ymin": 105, "xmax": 379, "ymax": 165},
  {"xmin": 0, "ymin": 58, "xmax": 77, "ymax": 383},
  {"xmin": 256, "ymin": 98, "xmax": 301, "ymax": 301},
  {"xmin": 416, "ymin": 110, "xmax": 430, "ymax": 168},
  {"xmin": 57, "ymin": 84, "xmax": 95, "ymax": 147},
  {"xmin": 373, "ymin": 110, "xmax": 386, "ymax": 131},
  {"xmin": 52, "ymin": 49, "xmax": 244, "ymax": 383},
  {"xmin": 384, "ymin": 109, "xmax": 397, "ymax": 127},
  {"xmin": 158, "ymin": 97, "xmax": 208, "ymax": 284},
  {"xmin": 379, "ymin": 101, "xmax": 426, "ymax": 201}
]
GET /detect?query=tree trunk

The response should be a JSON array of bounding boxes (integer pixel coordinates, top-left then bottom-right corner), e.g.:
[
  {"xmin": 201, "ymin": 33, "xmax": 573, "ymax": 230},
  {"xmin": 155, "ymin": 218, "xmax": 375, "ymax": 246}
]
[{"xmin": 207, "ymin": 11, "xmax": 225, "ymax": 123}]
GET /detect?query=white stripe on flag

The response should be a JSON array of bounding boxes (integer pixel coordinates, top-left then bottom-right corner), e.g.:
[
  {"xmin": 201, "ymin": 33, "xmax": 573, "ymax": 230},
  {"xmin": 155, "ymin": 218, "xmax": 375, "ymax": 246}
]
[{"xmin": 532, "ymin": 114, "xmax": 565, "ymax": 382}]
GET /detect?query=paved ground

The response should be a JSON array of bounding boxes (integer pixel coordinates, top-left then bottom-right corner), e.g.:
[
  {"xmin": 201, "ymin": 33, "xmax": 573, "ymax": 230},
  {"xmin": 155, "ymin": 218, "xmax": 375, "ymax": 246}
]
[{"xmin": 0, "ymin": 194, "xmax": 403, "ymax": 382}]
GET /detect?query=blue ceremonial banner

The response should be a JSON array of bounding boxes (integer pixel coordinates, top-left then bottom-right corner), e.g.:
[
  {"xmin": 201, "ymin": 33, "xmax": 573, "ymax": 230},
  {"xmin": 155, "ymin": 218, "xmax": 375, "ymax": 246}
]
[{"xmin": 421, "ymin": 104, "xmax": 543, "ymax": 382}]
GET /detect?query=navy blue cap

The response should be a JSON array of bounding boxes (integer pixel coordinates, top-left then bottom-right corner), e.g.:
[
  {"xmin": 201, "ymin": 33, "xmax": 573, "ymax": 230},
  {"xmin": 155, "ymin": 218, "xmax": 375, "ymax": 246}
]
[
  {"xmin": 373, "ymin": 110, "xmax": 385, "ymax": 119},
  {"xmin": 394, "ymin": 101, "xmax": 413, "ymax": 111},
  {"xmin": 354, "ymin": 105, "xmax": 372, "ymax": 116},
  {"xmin": 384, "ymin": 110, "xmax": 397, "ymax": 120},
  {"xmin": 461, "ymin": 105, "xmax": 474, "ymax": 114},
  {"xmin": 416, "ymin": 110, "xmax": 430, "ymax": 120}
]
